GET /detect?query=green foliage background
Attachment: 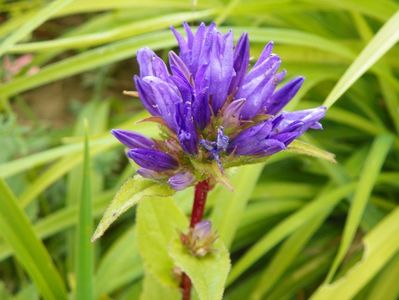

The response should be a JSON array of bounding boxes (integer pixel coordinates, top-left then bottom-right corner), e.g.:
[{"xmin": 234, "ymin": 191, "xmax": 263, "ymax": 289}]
[{"xmin": 0, "ymin": 0, "xmax": 398, "ymax": 299}]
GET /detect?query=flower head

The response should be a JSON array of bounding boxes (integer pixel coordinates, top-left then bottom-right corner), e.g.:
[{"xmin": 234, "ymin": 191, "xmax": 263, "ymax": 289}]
[{"xmin": 112, "ymin": 22, "xmax": 326, "ymax": 190}]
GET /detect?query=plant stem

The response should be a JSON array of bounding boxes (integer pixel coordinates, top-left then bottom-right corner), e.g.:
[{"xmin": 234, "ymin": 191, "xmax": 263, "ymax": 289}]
[{"xmin": 181, "ymin": 179, "xmax": 212, "ymax": 300}]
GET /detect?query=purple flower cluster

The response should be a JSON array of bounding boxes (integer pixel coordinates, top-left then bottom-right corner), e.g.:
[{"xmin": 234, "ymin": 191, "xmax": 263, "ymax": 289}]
[{"xmin": 112, "ymin": 23, "xmax": 326, "ymax": 190}]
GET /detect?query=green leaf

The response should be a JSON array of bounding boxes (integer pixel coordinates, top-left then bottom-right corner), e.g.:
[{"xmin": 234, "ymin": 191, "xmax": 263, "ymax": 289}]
[
  {"xmin": 10, "ymin": 10, "xmax": 214, "ymax": 52},
  {"xmin": 250, "ymin": 213, "xmax": 327, "ymax": 300},
  {"xmin": 140, "ymin": 272, "xmax": 180, "ymax": 300},
  {"xmin": 136, "ymin": 196, "xmax": 187, "ymax": 287},
  {"xmin": 0, "ymin": 179, "xmax": 67, "ymax": 300},
  {"xmin": 366, "ymin": 253, "xmax": 399, "ymax": 300},
  {"xmin": 75, "ymin": 121, "xmax": 94, "ymax": 300},
  {"xmin": 92, "ymin": 176, "xmax": 175, "ymax": 241},
  {"xmin": 286, "ymin": 140, "xmax": 336, "ymax": 163},
  {"xmin": 311, "ymin": 205, "xmax": 399, "ymax": 300},
  {"xmin": 326, "ymin": 134, "xmax": 394, "ymax": 282},
  {"xmin": 94, "ymin": 228, "xmax": 143, "ymax": 299},
  {"xmin": 323, "ymin": 10, "xmax": 399, "ymax": 108},
  {"xmin": 0, "ymin": 31, "xmax": 176, "ymax": 98},
  {"xmin": 0, "ymin": 0, "xmax": 74, "ymax": 57},
  {"xmin": 169, "ymin": 237, "xmax": 231, "ymax": 300},
  {"xmin": 210, "ymin": 164, "xmax": 265, "ymax": 248},
  {"xmin": 227, "ymin": 184, "xmax": 355, "ymax": 285}
]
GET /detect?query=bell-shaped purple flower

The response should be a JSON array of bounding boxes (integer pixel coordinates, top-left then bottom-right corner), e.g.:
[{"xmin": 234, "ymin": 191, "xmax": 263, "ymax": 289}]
[
  {"xmin": 237, "ymin": 55, "xmax": 282, "ymax": 119},
  {"xmin": 265, "ymin": 76, "xmax": 304, "ymax": 115},
  {"xmin": 128, "ymin": 148, "xmax": 178, "ymax": 172},
  {"xmin": 227, "ymin": 120, "xmax": 285, "ymax": 156},
  {"xmin": 139, "ymin": 76, "xmax": 181, "ymax": 131},
  {"xmin": 228, "ymin": 33, "xmax": 250, "ymax": 95},
  {"xmin": 271, "ymin": 107, "xmax": 326, "ymax": 144},
  {"xmin": 111, "ymin": 129, "xmax": 155, "ymax": 149},
  {"xmin": 175, "ymin": 101, "xmax": 198, "ymax": 155},
  {"xmin": 136, "ymin": 48, "xmax": 169, "ymax": 81},
  {"xmin": 112, "ymin": 23, "xmax": 327, "ymax": 190},
  {"xmin": 168, "ymin": 172, "xmax": 195, "ymax": 190}
]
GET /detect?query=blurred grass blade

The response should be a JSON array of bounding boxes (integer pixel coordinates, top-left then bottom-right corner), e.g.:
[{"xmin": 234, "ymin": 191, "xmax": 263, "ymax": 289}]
[
  {"xmin": 66, "ymin": 100, "xmax": 109, "ymax": 273},
  {"xmin": 287, "ymin": 140, "xmax": 336, "ymax": 163},
  {"xmin": 251, "ymin": 213, "xmax": 327, "ymax": 300},
  {"xmin": 227, "ymin": 184, "xmax": 355, "ymax": 285},
  {"xmin": 366, "ymin": 253, "xmax": 399, "ymax": 300},
  {"xmin": 75, "ymin": 120, "xmax": 93, "ymax": 300},
  {"xmin": 0, "ymin": 31, "xmax": 175, "ymax": 97},
  {"xmin": 210, "ymin": 164, "xmax": 264, "ymax": 248},
  {"xmin": 0, "ymin": 0, "xmax": 74, "ymax": 57},
  {"xmin": 0, "ymin": 179, "xmax": 67, "ymax": 300},
  {"xmin": 324, "ymin": 10, "xmax": 399, "ymax": 108},
  {"xmin": 311, "ymin": 205, "xmax": 399, "ymax": 300},
  {"xmin": 94, "ymin": 228, "xmax": 143, "ymax": 299},
  {"xmin": 326, "ymin": 134, "xmax": 393, "ymax": 282},
  {"xmin": 0, "ymin": 112, "xmax": 151, "ymax": 179},
  {"xmin": 10, "ymin": 10, "xmax": 214, "ymax": 53}
]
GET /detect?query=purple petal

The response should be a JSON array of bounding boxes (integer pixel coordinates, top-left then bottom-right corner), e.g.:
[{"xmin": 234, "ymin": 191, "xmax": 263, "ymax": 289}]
[
  {"xmin": 193, "ymin": 220, "xmax": 212, "ymax": 240},
  {"xmin": 193, "ymin": 64, "xmax": 211, "ymax": 129},
  {"xmin": 111, "ymin": 129, "xmax": 155, "ymax": 149},
  {"xmin": 253, "ymin": 41, "xmax": 274, "ymax": 68},
  {"xmin": 228, "ymin": 32, "xmax": 250, "ymax": 95},
  {"xmin": 222, "ymin": 98, "xmax": 246, "ymax": 128},
  {"xmin": 142, "ymin": 76, "xmax": 182, "ymax": 131},
  {"xmin": 207, "ymin": 30, "xmax": 235, "ymax": 113},
  {"xmin": 137, "ymin": 168, "xmax": 164, "ymax": 180},
  {"xmin": 175, "ymin": 101, "xmax": 198, "ymax": 155},
  {"xmin": 168, "ymin": 172, "xmax": 195, "ymax": 190},
  {"xmin": 128, "ymin": 148, "xmax": 178, "ymax": 172},
  {"xmin": 134, "ymin": 76, "xmax": 160, "ymax": 116},
  {"xmin": 271, "ymin": 106, "xmax": 326, "ymax": 145},
  {"xmin": 169, "ymin": 51, "xmax": 192, "ymax": 82},
  {"xmin": 237, "ymin": 55, "xmax": 281, "ymax": 119},
  {"xmin": 266, "ymin": 76, "xmax": 304, "ymax": 115},
  {"xmin": 228, "ymin": 120, "xmax": 274, "ymax": 154},
  {"xmin": 136, "ymin": 48, "xmax": 169, "ymax": 80}
]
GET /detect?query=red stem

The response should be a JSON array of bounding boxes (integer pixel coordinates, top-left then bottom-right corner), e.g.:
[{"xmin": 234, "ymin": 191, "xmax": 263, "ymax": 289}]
[{"xmin": 181, "ymin": 179, "xmax": 211, "ymax": 300}]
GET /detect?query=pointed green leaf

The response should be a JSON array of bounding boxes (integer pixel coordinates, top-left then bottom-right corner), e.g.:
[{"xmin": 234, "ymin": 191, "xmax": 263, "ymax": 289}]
[
  {"xmin": 92, "ymin": 176, "xmax": 175, "ymax": 241},
  {"xmin": 210, "ymin": 164, "xmax": 265, "ymax": 248},
  {"xmin": 75, "ymin": 121, "xmax": 94, "ymax": 300},
  {"xmin": 323, "ymin": 10, "xmax": 399, "ymax": 108},
  {"xmin": 169, "ymin": 237, "xmax": 231, "ymax": 300},
  {"xmin": 0, "ymin": 0, "xmax": 75, "ymax": 57},
  {"xmin": 287, "ymin": 140, "xmax": 336, "ymax": 163},
  {"xmin": 0, "ymin": 179, "xmax": 67, "ymax": 300},
  {"xmin": 311, "ymin": 205, "xmax": 399, "ymax": 300},
  {"xmin": 136, "ymin": 196, "xmax": 187, "ymax": 287},
  {"xmin": 140, "ymin": 272, "xmax": 180, "ymax": 300},
  {"xmin": 326, "ymin": 134, "xmax": 393, "ymax": 282}
]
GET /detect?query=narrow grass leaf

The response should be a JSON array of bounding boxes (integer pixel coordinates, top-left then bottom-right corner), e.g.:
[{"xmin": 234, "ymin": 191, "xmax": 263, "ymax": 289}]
[
  {"xmin": 210, "ymin": 164, "xmax": 264, "ymax": 248},
  {"xmin": 0, "ymin": 31, "xmax": 175, "ymax": 97},
  {"xmin": 287, "ymin": 140, "xmax": 336, "ymax": 163},
  {"xmin": 0, "ymin": 0, "xmax": 74, "ymax": 57},
  {"xmin": 227, "ymin": 184, "xmax": 355, "ymax": 285},
  {"xmin": 326, "ymin": 134, "xmax": 394, "ymax": 282},
  {"xmin": 75, "ymin": 121, "xmax": 93, "ymax": 300},
  {"xmin": 250, "ymin": 213, "xmax": 327, "ymax": 300},
  {"xmin": 366, "ymin": 253, "xmax": 399, "ymax": 300},
  {"xmin": 0, "ymin": 179, "xmax": 67, "ymax": 300},
  {"xmin": 324, "ymin": 10, "xmax": 399, "ymax": 108},
  {"xmin": 10, "ymin": 10, "xmax": 214, "ymax": 52},
  {"xmin": 311, "ymin": 205, "xmax": 399, "ymax": 300}
]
